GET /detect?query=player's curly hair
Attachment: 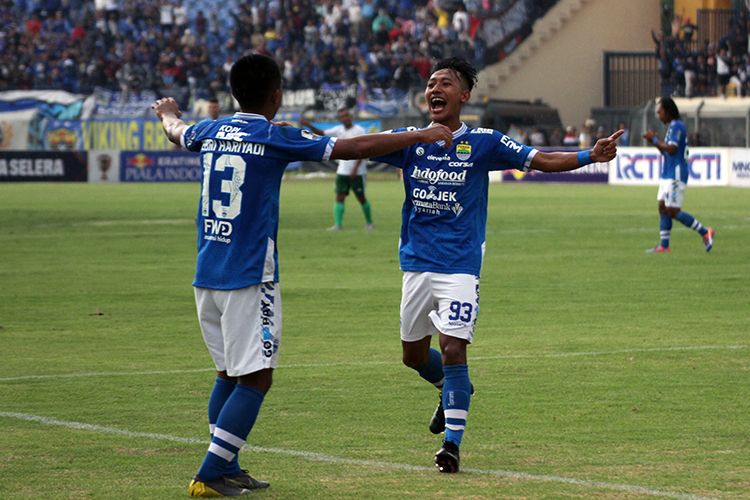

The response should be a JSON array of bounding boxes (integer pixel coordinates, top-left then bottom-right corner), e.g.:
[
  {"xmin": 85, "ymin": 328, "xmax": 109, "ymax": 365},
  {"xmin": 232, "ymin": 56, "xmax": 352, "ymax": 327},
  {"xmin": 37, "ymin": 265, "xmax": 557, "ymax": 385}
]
[
  {"xmin": 431, "ymin": 57, "xmax": 478, "ymax": 91},
  {"xmin": 230, "ymin": 53, "xmax": 281, "ymax": 110},
  {"xmin": 659, "ymin": 96, "xmax": 680, "ymax": 120}
]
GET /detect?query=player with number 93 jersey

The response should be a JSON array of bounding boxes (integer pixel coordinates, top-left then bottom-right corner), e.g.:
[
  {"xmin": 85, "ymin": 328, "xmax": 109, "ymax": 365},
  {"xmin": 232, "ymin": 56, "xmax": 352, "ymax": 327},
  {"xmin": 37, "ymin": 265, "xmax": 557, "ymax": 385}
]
[{"xmin": 375, "ymin": 124, "xmax": 536, "ymax": 277}]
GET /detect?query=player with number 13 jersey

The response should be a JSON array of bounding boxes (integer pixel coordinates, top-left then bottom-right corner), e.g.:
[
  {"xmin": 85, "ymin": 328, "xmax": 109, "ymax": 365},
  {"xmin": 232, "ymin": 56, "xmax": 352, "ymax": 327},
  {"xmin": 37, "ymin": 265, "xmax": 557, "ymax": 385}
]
[{"xmin": 183, "ymin": 115, "xmax": 334, "ymax": 289}]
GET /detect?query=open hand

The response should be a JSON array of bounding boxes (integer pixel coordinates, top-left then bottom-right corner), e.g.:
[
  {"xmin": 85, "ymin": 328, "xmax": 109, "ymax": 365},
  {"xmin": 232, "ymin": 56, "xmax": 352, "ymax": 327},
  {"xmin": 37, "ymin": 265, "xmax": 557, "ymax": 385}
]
[{"xmin": 591, "ymin": 129, "xmax": 624, "ymax": 162}]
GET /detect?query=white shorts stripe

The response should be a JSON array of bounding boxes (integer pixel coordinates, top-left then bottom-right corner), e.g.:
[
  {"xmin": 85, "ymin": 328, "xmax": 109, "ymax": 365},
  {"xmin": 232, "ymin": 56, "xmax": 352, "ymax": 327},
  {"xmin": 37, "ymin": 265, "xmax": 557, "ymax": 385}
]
[
  {"xmin": 445, "ymin": 409, "xmax": 468, "ymax": 420},
  {"xmin": 214, "ymin": 427, "xmax": 246, "ymax": 449},
  {"xmin": 209, "ymin": 423, "xmax": 216, "ymax": 435},
  {"xmin": 445, "ymin": 423, "xmax": 465, "ymax": 431},
  {"xmin": 208, "ymin": 442, "xmax": 235, "ymax": 461}
]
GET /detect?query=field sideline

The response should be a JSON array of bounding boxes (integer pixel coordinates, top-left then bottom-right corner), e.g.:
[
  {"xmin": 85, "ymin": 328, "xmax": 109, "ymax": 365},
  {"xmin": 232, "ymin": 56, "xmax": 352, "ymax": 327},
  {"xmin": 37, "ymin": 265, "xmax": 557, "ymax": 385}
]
[{"xmin": 1, "ymin": 180, "xmax": 748, "ymax": 499}]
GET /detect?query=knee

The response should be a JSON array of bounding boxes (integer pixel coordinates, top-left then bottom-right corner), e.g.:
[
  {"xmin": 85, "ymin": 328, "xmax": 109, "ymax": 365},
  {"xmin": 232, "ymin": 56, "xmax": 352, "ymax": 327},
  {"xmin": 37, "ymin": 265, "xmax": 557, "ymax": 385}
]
[
  {"xmin": 402, "ymin": 351, "xmax": 427, "ymax": 370},
  {"xmin": 441, "ymin": 341, "xmax": 467, "ymax": 365},
  {"xmin": 238, "ymin": 369, "xmax": 273, "ymax": 394}
]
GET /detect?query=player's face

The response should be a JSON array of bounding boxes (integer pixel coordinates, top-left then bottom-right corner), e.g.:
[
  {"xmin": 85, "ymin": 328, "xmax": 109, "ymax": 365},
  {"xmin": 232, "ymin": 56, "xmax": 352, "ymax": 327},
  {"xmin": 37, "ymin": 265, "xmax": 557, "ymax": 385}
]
[
  {"xmin": 337, "ymin": 111, "xmax": 353, "ymax": 127},
  {"xmin": 425, "ymin": 69, "xmax": 470, "ymax": 125},
  {"xmin": 208, "ymin": 102, "xmax": 220, "ymax": 119},
  {"xmin": 656, "ymin": 103, "xmax": 668, "ymax": 124}
]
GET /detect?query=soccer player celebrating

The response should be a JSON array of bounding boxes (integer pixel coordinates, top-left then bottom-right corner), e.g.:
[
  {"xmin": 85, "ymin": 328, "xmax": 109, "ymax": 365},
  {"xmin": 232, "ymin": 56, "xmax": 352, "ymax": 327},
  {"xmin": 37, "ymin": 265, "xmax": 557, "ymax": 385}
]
[
  {"xmin": 373, "ymin": 57, "xmax": 622, "ymax": 473},
  {"xmin": 643, "ymin": 96, "xmax": 714, "ymax": 253},
  {"xmin": 301, "ymin": 107, "xmax": 374, "ymax": 231},
  {"xmin": 152, "ymin": 54, "xmax": 453, "ymax": 497}
]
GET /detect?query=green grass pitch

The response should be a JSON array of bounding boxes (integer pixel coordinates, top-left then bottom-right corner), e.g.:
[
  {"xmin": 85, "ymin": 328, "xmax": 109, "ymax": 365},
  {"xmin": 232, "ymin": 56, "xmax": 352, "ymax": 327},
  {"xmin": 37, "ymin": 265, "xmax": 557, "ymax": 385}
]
[{"xmin": 0, "ymin": 178, "xmax": 748, "ymax": 499}]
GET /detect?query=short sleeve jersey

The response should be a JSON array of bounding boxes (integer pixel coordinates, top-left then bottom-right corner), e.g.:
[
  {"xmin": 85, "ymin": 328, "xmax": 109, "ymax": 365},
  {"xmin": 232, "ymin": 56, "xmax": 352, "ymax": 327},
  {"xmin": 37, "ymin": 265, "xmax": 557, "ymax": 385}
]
[
  {"xmin": 324, "ymin": 123, "xmax": 367, "ymax": 175},
  {"xmin": 182, "ymin": 112, "xmax": 336, "ymax": 289},
  {"xmin": 374, "ymin": 123, "xmax": 537, "ymax": 276},
  {"xmin": 661, "ymin": 119, "xmax": 689, "ymax": 183}
]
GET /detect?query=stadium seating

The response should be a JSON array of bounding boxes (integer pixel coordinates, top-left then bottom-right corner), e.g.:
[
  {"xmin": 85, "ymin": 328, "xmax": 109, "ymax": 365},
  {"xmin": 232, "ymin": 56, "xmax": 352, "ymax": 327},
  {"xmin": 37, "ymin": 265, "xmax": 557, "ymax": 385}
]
[{"xmin": 1, "ymin": 0, "xmax": 561, "ymax": 101}]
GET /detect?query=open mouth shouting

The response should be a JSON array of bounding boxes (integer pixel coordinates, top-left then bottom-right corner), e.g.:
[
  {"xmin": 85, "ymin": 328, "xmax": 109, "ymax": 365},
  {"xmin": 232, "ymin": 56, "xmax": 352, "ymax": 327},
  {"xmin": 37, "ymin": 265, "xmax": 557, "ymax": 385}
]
[{"xmin": 429, "ymin": 96, "xmax": 447, "ymax": 115}]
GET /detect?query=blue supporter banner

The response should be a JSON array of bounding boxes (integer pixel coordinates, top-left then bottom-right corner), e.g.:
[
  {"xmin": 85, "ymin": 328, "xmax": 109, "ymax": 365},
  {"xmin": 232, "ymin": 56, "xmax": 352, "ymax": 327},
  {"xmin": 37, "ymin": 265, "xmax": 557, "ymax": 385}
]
[
  {"xmin": 120, "ymin": 151, "xmax": 201, "ymax": 182},
  {"xmin": 361, "ymin": 88, "xmax": 409, "ymax": 117}
]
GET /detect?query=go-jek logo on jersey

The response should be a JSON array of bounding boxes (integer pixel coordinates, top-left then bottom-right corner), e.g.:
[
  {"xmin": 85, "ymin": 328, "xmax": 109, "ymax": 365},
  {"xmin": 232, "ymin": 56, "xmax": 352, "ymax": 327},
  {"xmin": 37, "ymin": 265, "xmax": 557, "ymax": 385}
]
[
  {"xmin": 411, "ymin": 165, "xmax": 466, "ymax": 185},
  {"xmin": 411, "ymin": 185, "xmax": 464, "ymax": 216},
  {"xmin": 203, "ymin": 219, "xmax": 233, "ymax": 244},
  {"xmin": 413, "ymin": 185, "xmax": 458, "ymax": 202}
]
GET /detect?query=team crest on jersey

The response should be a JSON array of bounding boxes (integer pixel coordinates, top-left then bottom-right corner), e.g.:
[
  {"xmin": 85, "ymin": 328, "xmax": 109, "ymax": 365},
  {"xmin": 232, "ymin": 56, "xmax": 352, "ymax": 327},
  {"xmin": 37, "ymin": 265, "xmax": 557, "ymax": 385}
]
[
  {"xmin": 416, "ymin": 146, "xmax": 424, "ymax": 156},
  {"xmin": 455, "ymin": 142, "xmax": 471, "ymax": 161}
]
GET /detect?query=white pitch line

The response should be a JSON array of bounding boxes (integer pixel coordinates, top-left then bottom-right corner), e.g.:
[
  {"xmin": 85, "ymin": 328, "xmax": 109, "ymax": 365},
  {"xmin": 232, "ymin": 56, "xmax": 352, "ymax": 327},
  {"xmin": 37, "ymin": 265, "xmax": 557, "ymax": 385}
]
[
  {"xmin": 0, "ymin": 411, "xmax": 711, "ymax": 500},
  {"xmin": 0, "ymin": 345, "xmax": 746, "ymax": 383}
]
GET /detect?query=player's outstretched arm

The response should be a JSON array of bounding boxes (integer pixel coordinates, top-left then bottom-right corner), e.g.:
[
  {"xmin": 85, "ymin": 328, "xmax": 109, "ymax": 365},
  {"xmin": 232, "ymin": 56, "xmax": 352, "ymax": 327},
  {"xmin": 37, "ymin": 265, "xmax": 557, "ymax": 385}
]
[
  {"xmin": 152, "ymin": 97, "xmax": 189, "ymax": 146},
  {"xmin": 331, "ymin": 123, "xmax": 453, "ymax": 160},
  {"xmin": 299, "ymin": 117, "xmax": 325, "ymax": 136},
  {"xmin": 531, "ymin": 129, "xmax": 624, "ymax": 172}
]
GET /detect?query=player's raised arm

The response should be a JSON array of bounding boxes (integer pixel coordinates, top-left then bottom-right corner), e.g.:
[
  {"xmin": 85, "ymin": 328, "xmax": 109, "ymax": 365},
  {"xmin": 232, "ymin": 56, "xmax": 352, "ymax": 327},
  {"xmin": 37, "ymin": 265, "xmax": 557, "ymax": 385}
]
[
  {"xmin": 152, "ymin": 97, "xmax": 189, "ymax": 146},
  {"xmin": 331, "ymin": 123, "xmax": 453, "ymax": 160},
  {"xmin": 643, "ymin": 129, "xmax": 678, "ymax": 154},
  {"xmin": 299, "ymin": 117, "xmax": 326, "ymax": 136},
  {"xmin": 531, "ymin": 129, "xmax": 624, "ymax": 173}
]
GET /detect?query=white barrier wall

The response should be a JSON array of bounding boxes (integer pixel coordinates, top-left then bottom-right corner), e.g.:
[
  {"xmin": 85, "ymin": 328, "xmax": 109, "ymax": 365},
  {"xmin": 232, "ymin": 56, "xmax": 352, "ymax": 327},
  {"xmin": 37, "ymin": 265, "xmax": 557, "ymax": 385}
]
[
  {"xmin": 729, "ymin": 149, "xmax": 750, "ymax": 188},
  {"xmin": 608, "ymin": 147, "xmax": 730, "ymax": 186}
]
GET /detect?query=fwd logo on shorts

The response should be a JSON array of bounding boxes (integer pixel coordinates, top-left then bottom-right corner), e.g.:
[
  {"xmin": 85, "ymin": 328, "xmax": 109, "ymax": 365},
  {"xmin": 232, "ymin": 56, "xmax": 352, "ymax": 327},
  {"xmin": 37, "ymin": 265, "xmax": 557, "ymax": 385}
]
[{"xmin": 203, "ymin": 219, "xmax": 233, "ymax": 244}]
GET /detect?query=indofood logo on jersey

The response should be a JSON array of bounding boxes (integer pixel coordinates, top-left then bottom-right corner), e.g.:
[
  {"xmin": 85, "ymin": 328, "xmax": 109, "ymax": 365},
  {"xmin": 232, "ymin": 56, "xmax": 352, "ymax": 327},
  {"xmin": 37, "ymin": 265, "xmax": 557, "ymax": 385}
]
[
  {"xmin": 455, "ymin": 141, "xmax": 471, "ymax": 160},
  {"xmin": 411, "ymin": 165, "xmax": 466, "ymax": 185}
]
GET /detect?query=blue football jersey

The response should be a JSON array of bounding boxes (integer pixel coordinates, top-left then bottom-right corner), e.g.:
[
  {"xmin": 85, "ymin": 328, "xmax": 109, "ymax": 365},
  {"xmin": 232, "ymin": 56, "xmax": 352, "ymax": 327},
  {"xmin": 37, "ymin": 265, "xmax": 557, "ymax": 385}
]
[
  {"xmin": 374, "ymin": 123, "xmax": 537, "ymax": 276},
  {"xmin": 661, "ymin": 119, "xmax": 689, "ymax": 183},
  {"xmin": 182, "ymin": 112, "xmax": 336, "ymax": 289}
]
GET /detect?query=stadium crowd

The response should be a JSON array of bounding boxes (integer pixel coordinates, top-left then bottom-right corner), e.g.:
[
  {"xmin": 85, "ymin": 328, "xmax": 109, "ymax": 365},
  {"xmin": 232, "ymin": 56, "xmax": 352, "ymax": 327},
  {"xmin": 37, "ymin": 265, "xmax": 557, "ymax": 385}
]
[
  {"xmin": 653, "ymin": 8, "xmax": 750, "ymax": 98},
  {"xmin": 0, "ymin": 0, "xmax": 556, "ymax": 104}
]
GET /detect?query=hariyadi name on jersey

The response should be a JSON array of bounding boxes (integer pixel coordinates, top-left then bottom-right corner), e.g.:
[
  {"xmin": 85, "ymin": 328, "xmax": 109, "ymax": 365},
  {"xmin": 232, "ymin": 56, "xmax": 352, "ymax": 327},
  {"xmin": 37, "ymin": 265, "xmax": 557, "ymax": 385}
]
[{"xmin": 200, "ymin": 138, "xmax": 267, "ymax": 155}]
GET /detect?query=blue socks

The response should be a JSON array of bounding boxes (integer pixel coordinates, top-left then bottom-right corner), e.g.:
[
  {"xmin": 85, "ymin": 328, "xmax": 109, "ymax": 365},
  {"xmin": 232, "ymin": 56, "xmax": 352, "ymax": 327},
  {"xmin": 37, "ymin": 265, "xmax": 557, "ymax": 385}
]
[
  {"xmin": 442, "ymin": 364, "xmax": 471, "ymax": 447},
  {"xmin": 414, "ymin": 348, "xmax": 445, "ymax": 388},
  {"xmin": 197, "ymin": 384, "xmax": 265, "ymax": 481},
  {"xmin": 675, "ymin": 210, "xmax": 707, "ymax": 236},
  {"xmin": 207, "ymin": 377, "xmax": 241, "ymax": 475},
  {"xmin": 659, "ymin": 214, "xmax": 672, "ymax": 248}
]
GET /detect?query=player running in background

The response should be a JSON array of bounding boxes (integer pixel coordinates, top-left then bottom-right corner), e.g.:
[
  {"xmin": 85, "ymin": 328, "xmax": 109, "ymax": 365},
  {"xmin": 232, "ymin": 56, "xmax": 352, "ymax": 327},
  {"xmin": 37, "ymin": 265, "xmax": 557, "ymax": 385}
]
[
  {"xmin": 300, "ymin": 107, "xmax": 374, "ymax": 231},
  {"xmin": 643, "ymin": 96, "xmax": 714, "ymax": 253},
  {"xmin": 373, "ymin": 57, "xmax": 622, "ymax": 473},
  {"xmin": 152, "ymin": 53, "xmax": 453, "ymax": 497}
]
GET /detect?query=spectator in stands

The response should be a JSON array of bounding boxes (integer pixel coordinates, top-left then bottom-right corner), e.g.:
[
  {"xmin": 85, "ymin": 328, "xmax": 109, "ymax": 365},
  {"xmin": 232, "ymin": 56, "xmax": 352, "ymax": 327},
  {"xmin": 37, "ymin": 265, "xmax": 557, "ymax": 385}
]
[
  {"xmin": 529, "ymin": 127, "xmax": 546, "ymax": 147},
  {"xmin": 0, "ymin": 0, "xmax": 567, "ymax": 111},
  {"xmin": 617, "ymin": 122, "xmax": 630, "ymax": 146},
  {"xmin": 562, "ymin": 126, "xmax": 579, "ymax": 147},
  {"xmin": 716, "ymin": 46, "xmax": 732, "ymax": 97},
  {"xmin": 578, "ymin": 119, "xmax": 595, "ymax": 148},
  {"xmin": 207, "ymin": 97, "xmax": 220, "ymax": 120}
]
